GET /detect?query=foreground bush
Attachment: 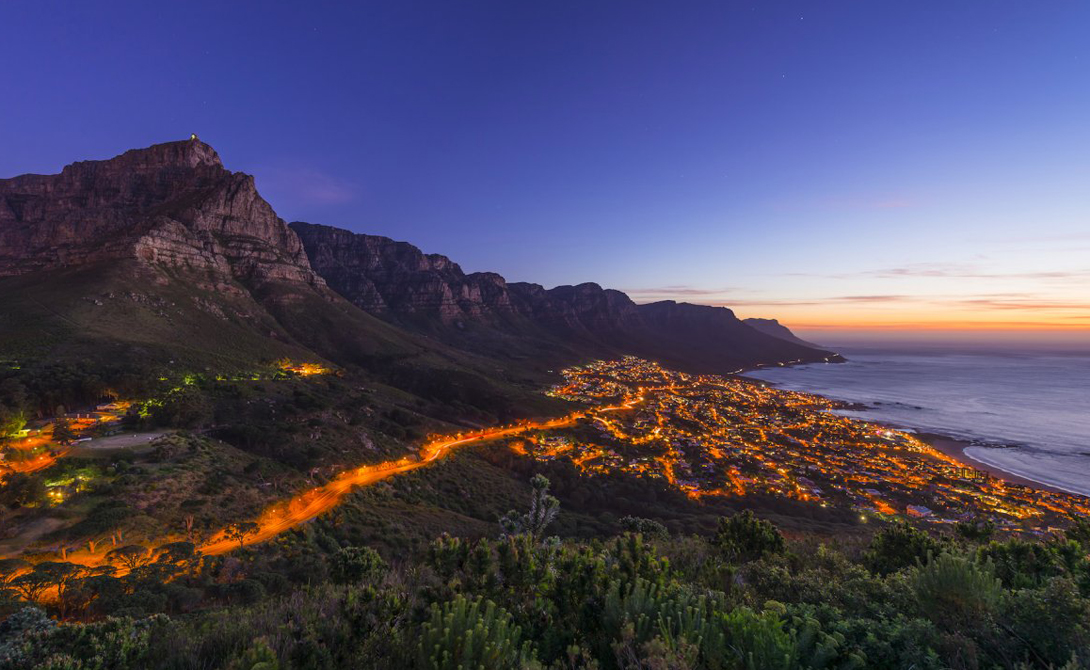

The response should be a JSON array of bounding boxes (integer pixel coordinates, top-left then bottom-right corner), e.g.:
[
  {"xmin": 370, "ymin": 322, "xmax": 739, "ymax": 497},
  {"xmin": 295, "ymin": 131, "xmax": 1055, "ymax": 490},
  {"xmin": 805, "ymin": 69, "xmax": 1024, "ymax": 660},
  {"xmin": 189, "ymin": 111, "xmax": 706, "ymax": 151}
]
[{"xmin": 416, "ymin": 595, "xmax": 537, "ymax": 670}]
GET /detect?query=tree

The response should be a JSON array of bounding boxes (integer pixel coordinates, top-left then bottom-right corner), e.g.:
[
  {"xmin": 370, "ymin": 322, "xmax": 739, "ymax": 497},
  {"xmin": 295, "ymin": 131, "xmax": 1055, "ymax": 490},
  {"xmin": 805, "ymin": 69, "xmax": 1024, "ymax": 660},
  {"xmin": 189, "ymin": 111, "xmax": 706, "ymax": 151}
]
[
  {"xmin": 10, "ymin": 570, "xmax": 53, "ymax": 602},
  {"xmin": 911, "ymin": 552, "xmax": 1002, "ymax": 631},
  {"xmin": 865, "ymin": 521, "xmax": 945, "ymax": 575},
  {"xmin": 32, "ymin": 561, "xmax": 86, "ymax": 599},
  {"xmin": 0, "ymin": 557, "xmax": 30, "ymax": 584},
  {"xmin": 331, "ymin": 545, "xmax": 387, "ymax": 584},
  {"xmin": 714, "ymin": 510, "xmax": 785, "ymax": 563},
  {"xmin": 499, "ymin": 474, "xmax": 559, "ymax": 541},
  {"xmin": 955, "ymin": 517, "xmax": 996, "ymax": 543},
  {"xmin": 226, "ymin": 521, "xmax": 260, "ymax": 549},
  {"xmin": 52, "ymin": 418, "xmax": 78, "ymax": 446},
  {"xmin": 0, "ymin": 606, "xmax": 56, "ymax": 665},
  {"xmin": 619, "ymin": 515, "xmax": 669, "ymax": 539},
  {"xmin": 1063, "ymin": 516, "xmax": 1090, "ymax": 549},
  {"xmin": 153, "ymin": 385, "xmax": 213, "ymax": 428},
  {"xmin": 106, "ymin": 544, "xmax": 152, "ymax": 571},
  {"xmin": 0, "ymin": 473, "xmax": 47, "ymax": 508},
  {"xmin": 0, "ymin": 409, "xmax": 26, "ymax": 440},
  {"xmin": 155, "ymin": 541, "xmax": 200, "ymax": 567},
  {"xmin": 416, "ymin": 596, "xmax": 537, "ymax": 670}
]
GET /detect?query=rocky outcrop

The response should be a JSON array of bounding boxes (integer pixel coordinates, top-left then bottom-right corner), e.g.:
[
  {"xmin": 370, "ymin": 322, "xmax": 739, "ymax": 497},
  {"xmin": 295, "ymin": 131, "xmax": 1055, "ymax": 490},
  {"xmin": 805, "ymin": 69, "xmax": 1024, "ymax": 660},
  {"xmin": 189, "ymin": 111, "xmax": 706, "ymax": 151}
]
[{"xmin": 0, "ymin": 139, "xmax": 322, "ymax": 288}]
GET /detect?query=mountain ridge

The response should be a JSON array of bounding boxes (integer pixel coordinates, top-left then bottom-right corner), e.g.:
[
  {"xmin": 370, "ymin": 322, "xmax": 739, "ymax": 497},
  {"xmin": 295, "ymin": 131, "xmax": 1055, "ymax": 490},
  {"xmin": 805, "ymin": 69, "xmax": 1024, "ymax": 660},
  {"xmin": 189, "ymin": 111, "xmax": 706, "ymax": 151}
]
[
  {"xmin": 1, "ymin": 138, "xmax": 837, "ymax": 382},
  {"xmin": 290, "ymin": 221, "xmax": 839, "ymax": 372}
]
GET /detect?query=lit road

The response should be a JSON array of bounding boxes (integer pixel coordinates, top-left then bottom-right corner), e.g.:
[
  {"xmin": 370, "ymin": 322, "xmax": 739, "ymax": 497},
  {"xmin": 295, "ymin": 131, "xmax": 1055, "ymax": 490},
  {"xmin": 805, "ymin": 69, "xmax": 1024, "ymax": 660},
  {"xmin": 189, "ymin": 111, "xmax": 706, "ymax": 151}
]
[{"xmin": 6, "ymin": 394, "xmax": 643, "ymax": 568}]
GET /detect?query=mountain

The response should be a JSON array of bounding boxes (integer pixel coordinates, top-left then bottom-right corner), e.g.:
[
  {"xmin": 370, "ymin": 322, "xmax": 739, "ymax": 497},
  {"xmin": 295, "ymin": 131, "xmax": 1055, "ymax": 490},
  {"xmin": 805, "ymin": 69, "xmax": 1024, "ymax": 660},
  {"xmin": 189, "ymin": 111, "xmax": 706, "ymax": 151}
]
[
  {"xmin": 0, "ymin": 139, "xmax": 317, "ymax": 287},
  {"xmin": 0, "ymin": 139, "xmax": 433, "ymax": 370},
  {"xmin": 0, "ymin": 137, "xmax": 836, "ymax": 406},
  {"xmin": 0, "ymin": 139, "xmax": 575, "ymax": 425},
  {"xmin": 742, "ymin": 318, "xmax": 820, "ymax": 348},
  {"xmin": 291, "ymin": 222, "xmax": 840, "ymax": 372}
]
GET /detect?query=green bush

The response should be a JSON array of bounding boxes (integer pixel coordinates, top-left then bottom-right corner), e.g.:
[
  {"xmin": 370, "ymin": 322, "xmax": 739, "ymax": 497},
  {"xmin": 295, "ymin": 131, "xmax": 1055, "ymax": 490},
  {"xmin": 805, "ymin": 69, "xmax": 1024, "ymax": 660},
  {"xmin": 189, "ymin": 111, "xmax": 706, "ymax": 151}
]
[
  {"xmin": 865, "ymin": 522, "xmax": 945, "ymax": 576},
  {"xmin": 713, "ymin": 511, "xmax": 785, "ymax": 563},
  {"xmin": 910, "ymin": 553, "xmax": 1001, "ymax": 631},
  {"xmin": 416, "ymin": 596, "xmax": 538, "ymax": 670},
  {"xmin": 331, "ymin": 546, "xmax": 387, "ymax": 584}
]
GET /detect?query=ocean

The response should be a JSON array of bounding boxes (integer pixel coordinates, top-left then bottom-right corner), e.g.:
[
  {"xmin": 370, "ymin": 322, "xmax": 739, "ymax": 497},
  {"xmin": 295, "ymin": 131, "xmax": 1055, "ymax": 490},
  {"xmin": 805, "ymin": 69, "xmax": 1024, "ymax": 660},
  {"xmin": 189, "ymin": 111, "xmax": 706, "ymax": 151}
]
[{"xmin": 743, "ymin": 347, "xmax": 1090, "ymax": 498}]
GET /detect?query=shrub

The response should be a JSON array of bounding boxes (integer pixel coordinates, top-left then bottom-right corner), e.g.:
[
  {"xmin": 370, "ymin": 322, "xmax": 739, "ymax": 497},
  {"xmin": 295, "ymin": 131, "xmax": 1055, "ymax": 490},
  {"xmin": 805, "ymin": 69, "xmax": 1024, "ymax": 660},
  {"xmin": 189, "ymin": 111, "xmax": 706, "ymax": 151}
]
[
  {"xmin": 713, "ymin": 511, "xmax": 785, "ymax": 563},
  {"xmin": 416, "ymin": 596, "xmax": 538, "ymax": 670},
  {"xmin": 865, "ymin": 522, "xmax": 945, "ymax": 576},
  {"xmin": 499, "ymin": 475, "xmax": 559, "ymax": 541},
  {"xmin": 910, "ymin": 553, "xmax": 1001, "ymax": 631},
  {"xmin": 618, "ymin": 516, "xmax": 669, "ymax": 539},
  {"xmin": 331, "ymin": 546, "xmax": 387, "ymax": 584}
]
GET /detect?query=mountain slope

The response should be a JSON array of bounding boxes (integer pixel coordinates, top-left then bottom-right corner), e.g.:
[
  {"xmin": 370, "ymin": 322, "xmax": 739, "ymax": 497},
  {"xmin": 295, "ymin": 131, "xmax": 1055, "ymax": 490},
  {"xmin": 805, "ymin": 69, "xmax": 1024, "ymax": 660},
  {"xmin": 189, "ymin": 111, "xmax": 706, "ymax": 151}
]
[
  {"xmin": 0, "ymin": 139, "xmax": 567, "ymax": 421},
  {"xmin": 743, "ymin": 318, "xmax": 821, "ymax": 348},
  {"xmin": 0, "ymin": 137, "xmax": 836, "ymax": 406},
  {"xmin": 291, "ymin": 222, "xmax": 840, "ymax": 373}
]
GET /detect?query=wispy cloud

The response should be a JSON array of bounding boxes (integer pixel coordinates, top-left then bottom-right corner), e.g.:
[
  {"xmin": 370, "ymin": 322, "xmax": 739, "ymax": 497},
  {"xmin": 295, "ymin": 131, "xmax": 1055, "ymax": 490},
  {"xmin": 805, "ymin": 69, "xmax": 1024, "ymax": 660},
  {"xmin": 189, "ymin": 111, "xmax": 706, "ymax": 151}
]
[
  {"xmin": 256, "ymin": 165, "xmax": 357, "ymax": 206},
  {"xmin": 794, "ymin": 262, "xmax": 1090, "ymax": 282},
  {"xmin": 954, "ymin": 297, "xmax": 1090, "ymax": 311},
  {"xmin": 702, "ymin": 292, "xmax": 1090, "ymax": 313},
  {"xmin": 702, "ymin": 294, "xmax": 917, "ymax": 308},
  {"xmin": 622, "ymin": 285, "xmax": 739, "ymax": 298}
]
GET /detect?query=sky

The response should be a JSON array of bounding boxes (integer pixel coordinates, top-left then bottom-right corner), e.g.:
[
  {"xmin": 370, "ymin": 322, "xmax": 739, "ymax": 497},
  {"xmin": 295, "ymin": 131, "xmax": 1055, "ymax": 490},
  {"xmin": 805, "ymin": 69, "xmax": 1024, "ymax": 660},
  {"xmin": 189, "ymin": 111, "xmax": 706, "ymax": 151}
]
[{"xmin": 2, "ymin": 1, "xmax": 1088, "ymax": 343}]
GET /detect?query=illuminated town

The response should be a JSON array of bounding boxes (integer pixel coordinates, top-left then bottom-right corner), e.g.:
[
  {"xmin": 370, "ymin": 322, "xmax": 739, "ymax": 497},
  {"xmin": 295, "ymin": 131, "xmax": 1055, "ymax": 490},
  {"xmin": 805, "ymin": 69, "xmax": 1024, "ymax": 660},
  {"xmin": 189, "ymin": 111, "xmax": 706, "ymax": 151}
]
[
  {"xmin": 530, "ymin": 357, "xmax": 1090, "ymax": 530},
  {"xmin": 3, "ymin": 355, "xmax": 1085, "ymax": 582}
]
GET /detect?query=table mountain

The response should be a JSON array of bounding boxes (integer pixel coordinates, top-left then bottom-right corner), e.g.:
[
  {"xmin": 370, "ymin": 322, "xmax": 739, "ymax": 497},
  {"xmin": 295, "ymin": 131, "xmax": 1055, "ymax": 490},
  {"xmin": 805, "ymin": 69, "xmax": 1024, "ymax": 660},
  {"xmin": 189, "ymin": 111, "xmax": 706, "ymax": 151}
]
[
  {"xmin": 0, "ymin": 138, "xmax": 836, "ymax": 386},
  {"xmin": 0, "ymin": 139, "xmax": 321, "ymax": 290}
]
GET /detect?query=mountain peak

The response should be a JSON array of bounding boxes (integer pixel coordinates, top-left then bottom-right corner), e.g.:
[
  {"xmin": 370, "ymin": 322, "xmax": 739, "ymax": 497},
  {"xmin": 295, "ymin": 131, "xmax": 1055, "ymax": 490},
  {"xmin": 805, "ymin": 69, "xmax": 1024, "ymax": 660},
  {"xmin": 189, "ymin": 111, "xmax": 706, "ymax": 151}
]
[
  {"xmin": 70, "ymin": 137, "xmax": 224, "ymax": 173},
  {"xmin": 0, "ymin": 138, "xmax": 319, "ymax": 286}
]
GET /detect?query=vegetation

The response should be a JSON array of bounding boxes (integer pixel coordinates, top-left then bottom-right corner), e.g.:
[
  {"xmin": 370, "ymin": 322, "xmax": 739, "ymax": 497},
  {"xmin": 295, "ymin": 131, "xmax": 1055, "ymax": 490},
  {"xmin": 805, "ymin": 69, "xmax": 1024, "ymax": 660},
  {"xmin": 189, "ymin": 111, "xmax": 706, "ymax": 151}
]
[
  {"xmin": 1, "ymin": 337, "xmax": 1087, "ymax": 669},
  {"xmin": 1, "ymin": 467, "xmax": 1088, "ymax": 669}
]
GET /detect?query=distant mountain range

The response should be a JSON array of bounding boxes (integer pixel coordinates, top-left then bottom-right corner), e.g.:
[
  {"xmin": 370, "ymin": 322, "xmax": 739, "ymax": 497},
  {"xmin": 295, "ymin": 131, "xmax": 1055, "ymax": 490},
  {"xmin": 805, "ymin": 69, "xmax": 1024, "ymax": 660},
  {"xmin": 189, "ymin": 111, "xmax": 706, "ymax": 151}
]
[{"xmin": 0, "ymin": 138, "xmax": 839, "ymax": 392}]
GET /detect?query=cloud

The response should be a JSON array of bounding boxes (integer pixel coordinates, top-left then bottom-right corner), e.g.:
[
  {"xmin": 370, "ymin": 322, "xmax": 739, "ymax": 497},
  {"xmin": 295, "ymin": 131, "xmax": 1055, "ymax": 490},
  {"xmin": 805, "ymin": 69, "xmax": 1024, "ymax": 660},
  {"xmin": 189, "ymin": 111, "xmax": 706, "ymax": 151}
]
[
  {"xmin": 698, "ymin": 292, "xmax": 1090, "ymax": 314},
  {"xmin": 622, "ymin": 285, "xmax": 740, "ymax": 298},
  {"xmin": 953, "ymin": 297, "xmax": 1090, "ymax": 311},
  {"xmin": 703, "ymin": 294, "xmax": 917, "ymax": 308},
  {"xmin": 794, "ymin": 262, "xmax": 1090, "ymax": 282},
  {"xmin": 256, "ymin": 165, "xmax": 357, "ymax": 206}
]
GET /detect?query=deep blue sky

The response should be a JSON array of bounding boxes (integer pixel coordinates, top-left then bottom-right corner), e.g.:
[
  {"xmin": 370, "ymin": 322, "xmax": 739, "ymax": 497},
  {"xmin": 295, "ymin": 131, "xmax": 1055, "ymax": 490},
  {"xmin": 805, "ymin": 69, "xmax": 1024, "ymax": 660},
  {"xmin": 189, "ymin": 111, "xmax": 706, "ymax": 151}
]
[{"xmin": 3, "ymin": 1, "xmax": 1088, "ymax": 336}]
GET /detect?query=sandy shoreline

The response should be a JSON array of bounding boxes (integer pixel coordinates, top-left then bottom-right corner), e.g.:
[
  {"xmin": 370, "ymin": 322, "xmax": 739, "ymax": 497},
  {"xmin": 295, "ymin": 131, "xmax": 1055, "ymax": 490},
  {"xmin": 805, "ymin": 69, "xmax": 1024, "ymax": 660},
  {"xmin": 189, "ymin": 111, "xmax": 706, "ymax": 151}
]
[
  {"xmin": 916, "ymin": 432, "xmax": 1075, "ymax": 496},
  {"xmin": 745, "ymin": 372, "xmax": 1089, "ymax": 500}
]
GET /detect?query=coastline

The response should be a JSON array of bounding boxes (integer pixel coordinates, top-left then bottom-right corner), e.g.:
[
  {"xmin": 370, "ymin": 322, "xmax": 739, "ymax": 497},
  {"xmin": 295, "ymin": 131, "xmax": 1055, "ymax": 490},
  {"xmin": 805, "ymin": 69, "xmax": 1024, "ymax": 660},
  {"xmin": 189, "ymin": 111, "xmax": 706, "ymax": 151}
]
[
  {"xmin": 744, "ymin": 371, "xmax": 1089, "ymax": 500},
  {"xmin": 917, "ymin": 433, "xmax": 1075, "ymax": 496}
]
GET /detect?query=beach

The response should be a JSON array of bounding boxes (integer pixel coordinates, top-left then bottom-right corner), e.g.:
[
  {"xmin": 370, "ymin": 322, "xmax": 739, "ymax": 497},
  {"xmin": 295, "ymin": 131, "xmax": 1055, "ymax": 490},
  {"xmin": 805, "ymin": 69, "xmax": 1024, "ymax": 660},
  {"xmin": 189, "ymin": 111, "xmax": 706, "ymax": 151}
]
[
  {"xmin": 918, "ymin": 433, "xmax": 1074, "ymax": 496},
  {"xmin": 744, "ymin": 348, "xmax": 1090, "ymax": 501}
]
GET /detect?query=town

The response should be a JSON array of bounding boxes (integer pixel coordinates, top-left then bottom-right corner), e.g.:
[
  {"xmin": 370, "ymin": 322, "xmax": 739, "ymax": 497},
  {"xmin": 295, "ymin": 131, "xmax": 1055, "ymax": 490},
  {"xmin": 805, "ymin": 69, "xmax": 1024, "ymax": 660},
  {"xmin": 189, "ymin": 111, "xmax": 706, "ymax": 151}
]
[{"xmin": 527, "ymin": 357, "xmax": 1090, "ymax": 531}]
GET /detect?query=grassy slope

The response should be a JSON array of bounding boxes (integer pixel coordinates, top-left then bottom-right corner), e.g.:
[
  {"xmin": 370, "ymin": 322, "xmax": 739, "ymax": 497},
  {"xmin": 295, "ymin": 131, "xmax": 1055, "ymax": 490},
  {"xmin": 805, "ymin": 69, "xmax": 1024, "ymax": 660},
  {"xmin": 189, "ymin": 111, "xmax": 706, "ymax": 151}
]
[
  {"xmin": 0, "ymin": 260, "xmax": 567, "ymax": 419},
  {"xmin": 0, "ymin": 262, "xmax": 312, "ymax": 370}
]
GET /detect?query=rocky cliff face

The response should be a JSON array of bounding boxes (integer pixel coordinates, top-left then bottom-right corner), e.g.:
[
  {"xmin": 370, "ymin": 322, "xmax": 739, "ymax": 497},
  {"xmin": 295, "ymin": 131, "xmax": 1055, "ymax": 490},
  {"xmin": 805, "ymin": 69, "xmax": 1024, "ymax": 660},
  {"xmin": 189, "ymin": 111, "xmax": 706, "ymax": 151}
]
[
  {"xmin": 292, "ymin": 222, "xmax": 838, "ymax": 370},
  {"xmin": 292, "ymin": 222, "xmax": 644, "ymax": 337},
  {"xmin": 289, "ymin": 222, "xmax": 513, "ymax": 323},
  {"xmin": 0, "ymin": 139, "xmax": 321, "ymax": 288}
]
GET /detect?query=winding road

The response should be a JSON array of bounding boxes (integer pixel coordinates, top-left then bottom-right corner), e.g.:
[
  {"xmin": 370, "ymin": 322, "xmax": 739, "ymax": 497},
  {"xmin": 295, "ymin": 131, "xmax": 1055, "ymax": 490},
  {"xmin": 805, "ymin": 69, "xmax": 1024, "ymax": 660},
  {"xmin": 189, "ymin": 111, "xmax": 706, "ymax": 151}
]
[{"xmin": 18, "ymin": 392, "xmax": 644, "ymax": 569}]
